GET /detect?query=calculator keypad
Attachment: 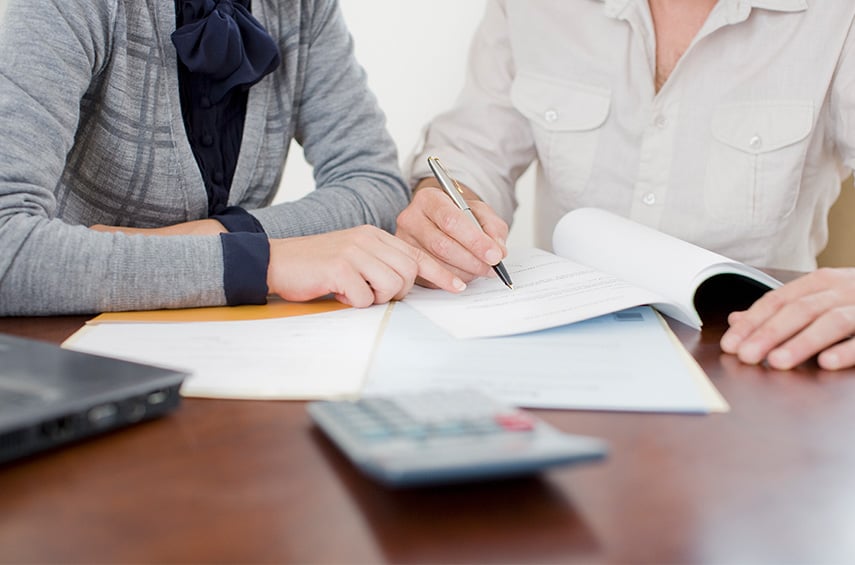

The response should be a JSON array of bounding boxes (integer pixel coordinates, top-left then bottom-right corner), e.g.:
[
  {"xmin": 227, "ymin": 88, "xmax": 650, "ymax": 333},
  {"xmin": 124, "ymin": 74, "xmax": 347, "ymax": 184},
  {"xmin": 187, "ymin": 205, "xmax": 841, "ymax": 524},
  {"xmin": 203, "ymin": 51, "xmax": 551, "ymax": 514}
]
[{"xmin": 327, "ymin": 391, "xmax": 534, "ymax": 442}]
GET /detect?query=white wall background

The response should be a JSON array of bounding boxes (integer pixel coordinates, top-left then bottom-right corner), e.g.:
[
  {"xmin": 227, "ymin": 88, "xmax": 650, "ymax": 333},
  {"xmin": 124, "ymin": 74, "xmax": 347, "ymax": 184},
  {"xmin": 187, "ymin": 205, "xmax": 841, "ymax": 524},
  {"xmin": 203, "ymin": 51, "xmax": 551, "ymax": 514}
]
[{"xmin": 275, "ymin": 0, "xmax": 536, "ymax": 249}]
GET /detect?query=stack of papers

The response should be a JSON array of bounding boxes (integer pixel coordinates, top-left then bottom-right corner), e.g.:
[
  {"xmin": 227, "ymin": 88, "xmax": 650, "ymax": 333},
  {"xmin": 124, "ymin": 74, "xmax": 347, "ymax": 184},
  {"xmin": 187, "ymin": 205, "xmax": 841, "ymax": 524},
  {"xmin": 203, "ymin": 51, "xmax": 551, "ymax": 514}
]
[{"xmin": 66, "ymin": 299, "xmax": 727, "ymax": 413}]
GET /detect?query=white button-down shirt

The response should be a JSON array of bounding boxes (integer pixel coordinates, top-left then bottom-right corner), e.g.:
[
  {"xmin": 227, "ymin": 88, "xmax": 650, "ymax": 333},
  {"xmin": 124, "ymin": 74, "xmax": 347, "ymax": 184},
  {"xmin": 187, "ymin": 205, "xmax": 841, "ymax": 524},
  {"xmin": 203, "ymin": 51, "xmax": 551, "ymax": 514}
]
[{"xmin": 407, "ymin": 0, "xmax": 855, "ymax": 271}]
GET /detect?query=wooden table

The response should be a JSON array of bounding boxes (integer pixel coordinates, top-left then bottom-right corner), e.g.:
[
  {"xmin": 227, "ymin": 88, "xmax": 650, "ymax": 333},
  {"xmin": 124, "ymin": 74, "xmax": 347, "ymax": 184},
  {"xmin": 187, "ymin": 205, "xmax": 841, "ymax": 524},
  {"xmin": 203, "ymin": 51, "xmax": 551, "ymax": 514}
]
[{"xmin": 1, "ymin": 310, "xmax": 854, "ymax": 564}]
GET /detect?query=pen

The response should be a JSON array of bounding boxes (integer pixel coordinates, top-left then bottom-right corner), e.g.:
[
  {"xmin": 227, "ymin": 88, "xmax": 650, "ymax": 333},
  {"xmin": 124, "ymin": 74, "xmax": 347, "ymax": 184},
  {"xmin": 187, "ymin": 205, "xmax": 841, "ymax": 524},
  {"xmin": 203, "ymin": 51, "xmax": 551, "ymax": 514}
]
[{"xmin": 426, "ymin": 156, "xmax": 514, "ymax": 289}]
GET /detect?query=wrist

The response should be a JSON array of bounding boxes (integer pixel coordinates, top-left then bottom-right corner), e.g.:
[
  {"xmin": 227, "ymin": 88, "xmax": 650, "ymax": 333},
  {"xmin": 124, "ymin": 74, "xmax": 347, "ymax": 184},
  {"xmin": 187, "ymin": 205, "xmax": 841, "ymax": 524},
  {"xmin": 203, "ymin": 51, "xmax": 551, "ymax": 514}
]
[
  {"xmin": 413, "ymin": 178, "xmax": 441, "ymax": 195},
  {"xmin": 198, "ymin": 219, "xmax": 228, "ymax": 235}
]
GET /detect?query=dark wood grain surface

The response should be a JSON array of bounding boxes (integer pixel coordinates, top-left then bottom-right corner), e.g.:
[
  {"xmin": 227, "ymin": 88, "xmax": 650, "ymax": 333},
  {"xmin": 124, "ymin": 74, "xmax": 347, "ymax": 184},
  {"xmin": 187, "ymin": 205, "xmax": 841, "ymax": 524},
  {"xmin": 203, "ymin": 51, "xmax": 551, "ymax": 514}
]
[{"xmin": 2, "ymin": 294, "xmax": 854, "ymax": 563}]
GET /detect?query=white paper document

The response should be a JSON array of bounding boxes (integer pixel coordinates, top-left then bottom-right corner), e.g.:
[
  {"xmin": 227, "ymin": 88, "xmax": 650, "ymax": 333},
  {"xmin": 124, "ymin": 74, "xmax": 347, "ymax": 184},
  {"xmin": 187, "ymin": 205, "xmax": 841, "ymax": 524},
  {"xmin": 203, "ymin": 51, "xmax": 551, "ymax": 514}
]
[
  {"xmin": 404, "ymin": 247, "xmax": 666, "ymax": 339},
  {"xmin": 65, "ymin": 306, "xmax": 390, "ymax": 399},
  {"xmin": 403, "ymin": 208, "xmax": 780, "ymax": 339},
  {"xmin": 363, "ymin": 303, "xmax": 727, "ymax": 413}
]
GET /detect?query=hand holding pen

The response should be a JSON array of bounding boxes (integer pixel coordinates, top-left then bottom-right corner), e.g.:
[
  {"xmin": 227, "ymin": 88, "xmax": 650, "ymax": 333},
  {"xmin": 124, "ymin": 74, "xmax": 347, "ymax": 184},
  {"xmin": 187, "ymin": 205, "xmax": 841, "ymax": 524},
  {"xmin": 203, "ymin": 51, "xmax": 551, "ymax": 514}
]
[
  {"xmin": 395, "ymin": 156, "xmax": 512, "ymax": 288},
  {"xmin": 425, "ymin": 157, "xmax": 513, "ymax": 289}
]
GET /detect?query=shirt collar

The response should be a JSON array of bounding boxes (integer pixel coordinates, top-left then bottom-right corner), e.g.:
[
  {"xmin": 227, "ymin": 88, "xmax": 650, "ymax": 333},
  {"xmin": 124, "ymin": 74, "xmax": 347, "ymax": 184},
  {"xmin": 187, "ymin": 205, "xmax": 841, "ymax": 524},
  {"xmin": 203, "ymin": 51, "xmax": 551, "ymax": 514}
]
[
  {"xmin": 740, "ymin": 0, "xmax": 807, "ymax": 12},
  {"xmin": 598, "ymin": 0, "xmax": 807, "ymax": 20}
]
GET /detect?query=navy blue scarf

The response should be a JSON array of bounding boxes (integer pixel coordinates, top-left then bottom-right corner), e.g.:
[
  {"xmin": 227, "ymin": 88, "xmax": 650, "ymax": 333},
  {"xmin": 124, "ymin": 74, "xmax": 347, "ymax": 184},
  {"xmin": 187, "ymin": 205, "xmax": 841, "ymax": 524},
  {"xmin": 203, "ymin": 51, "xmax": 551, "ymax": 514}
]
[{"xmin": 172, "ymin": 0, "xmax": 280, "ymax": 103}]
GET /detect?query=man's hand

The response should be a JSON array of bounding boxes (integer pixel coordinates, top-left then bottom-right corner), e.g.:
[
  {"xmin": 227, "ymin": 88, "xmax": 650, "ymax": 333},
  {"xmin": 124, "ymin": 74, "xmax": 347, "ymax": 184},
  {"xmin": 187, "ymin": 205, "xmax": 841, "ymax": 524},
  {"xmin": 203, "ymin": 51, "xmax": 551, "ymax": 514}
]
[
  {"xmin": 90, "ymin": 219, "xmax": 227, "ymax": 236},
  {"xmin": 396, "ymin": 178, "xmax": 509, "ymax": 285},
  {"xmin": 267, "ymin": 225, "xmax": 466, "ymax": 308},
  {"xmin": 720, "ymin": 268, "xmax": 855, "ymax": 370}
]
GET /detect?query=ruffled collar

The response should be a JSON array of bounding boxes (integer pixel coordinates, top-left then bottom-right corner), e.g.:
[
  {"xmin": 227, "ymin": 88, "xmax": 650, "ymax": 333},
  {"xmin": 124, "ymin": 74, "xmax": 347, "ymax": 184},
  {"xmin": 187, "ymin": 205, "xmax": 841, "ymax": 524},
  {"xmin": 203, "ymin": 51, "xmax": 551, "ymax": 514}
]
[{"xmin": 172, "ymin": 0, "xmax": 281, "ymax": 103}]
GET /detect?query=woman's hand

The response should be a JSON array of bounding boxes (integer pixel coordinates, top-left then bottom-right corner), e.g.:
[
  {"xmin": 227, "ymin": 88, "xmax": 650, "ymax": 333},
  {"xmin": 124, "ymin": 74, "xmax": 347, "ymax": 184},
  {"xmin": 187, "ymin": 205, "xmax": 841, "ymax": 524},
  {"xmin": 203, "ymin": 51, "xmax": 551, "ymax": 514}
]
[
  {"xmin": 720, "ymin": 268, "xmax": 855, "ymax": 370},
  {"xmin": 267, "ymin": 225, "xmax": 466, "ymax": 307}
]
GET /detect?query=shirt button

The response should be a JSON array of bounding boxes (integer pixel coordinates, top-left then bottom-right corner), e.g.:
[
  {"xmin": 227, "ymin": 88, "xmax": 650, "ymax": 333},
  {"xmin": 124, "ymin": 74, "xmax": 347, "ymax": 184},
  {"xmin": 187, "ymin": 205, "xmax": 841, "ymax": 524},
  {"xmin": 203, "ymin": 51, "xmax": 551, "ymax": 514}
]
[
  {"xmin": 544, "ymin": 109, "xmax": 559, "ymax": 123},
  {"xmin": 201, "ymin": 134, "xmax": 214, "ymax": 147},
  {"xmin": 653, "ymin": 115, "xmax": 667, "ymax": 129},
  {"xmin": 642, "ymin": 193, "xmax": 656, "ymax": 206},
  {"xmin": 212, "ymin": 171, "xmax": 224, "ymax": 184},
  {"xmin": 200, "ymin": 96, "xmax": 212, "ymax": 109},
  {"xmin": 749, "ymin": 135, "xmax": 762, "ymax": 150}
]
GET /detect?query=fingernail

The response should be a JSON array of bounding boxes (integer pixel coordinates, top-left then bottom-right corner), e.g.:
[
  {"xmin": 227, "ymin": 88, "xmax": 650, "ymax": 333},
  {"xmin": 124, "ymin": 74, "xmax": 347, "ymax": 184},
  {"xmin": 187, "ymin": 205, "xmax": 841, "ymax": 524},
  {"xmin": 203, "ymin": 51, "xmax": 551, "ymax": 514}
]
[
  {"xmin": 739, "ymin": 343, "xmax": 763, "ymax": 364},
  {"xmin": 498, "ymin": 238, "xmax": 507, "ymax": 249},
  {"xmin": 768, "ymin": 348, "xmax": 794, "ymax": 370},
  {"xmin": 821, "ymin": 351, "xmax": 841, "ymax": 370},
  {"xmin": 720, "ymin": 332, "xmax": 740, "ymax": 352},
  {"xmin": 453, "ymin": 278, "xmax": 467, "ymax": 292},
  {"xmin": 485, "ymin": 249, "xmax": 501, "ymax": 265}
]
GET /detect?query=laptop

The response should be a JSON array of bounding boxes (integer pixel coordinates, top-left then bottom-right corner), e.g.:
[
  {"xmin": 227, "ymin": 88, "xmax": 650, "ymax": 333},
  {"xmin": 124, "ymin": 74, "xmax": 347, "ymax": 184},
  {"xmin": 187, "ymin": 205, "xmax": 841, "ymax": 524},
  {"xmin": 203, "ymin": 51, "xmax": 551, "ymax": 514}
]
[{"xmin": 0, "ymin": 332, "xmax": 187, "ymax": 465}]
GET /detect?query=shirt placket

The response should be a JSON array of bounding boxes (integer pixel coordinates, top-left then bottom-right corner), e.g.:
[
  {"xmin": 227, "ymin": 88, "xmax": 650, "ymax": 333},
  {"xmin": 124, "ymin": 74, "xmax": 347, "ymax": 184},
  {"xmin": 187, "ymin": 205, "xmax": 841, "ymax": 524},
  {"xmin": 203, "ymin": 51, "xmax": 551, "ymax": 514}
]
[
  {"xmin": 616, "ymin": 0, "xmax": 746, "ymax": 230},
  {"xmin": 629, "ymin": 98, "xmax": 677, "ymax": 229}
]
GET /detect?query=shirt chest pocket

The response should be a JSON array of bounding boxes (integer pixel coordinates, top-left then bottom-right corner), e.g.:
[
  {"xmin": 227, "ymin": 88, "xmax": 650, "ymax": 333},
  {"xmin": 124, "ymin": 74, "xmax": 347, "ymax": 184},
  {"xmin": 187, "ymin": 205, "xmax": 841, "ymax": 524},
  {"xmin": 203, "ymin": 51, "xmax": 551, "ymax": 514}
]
[
  {"xmin": 704, "ymin": 101, "xmax": 813, "ymax": 231},
  {"xmin": 510, "ymin": 73, "xmax": 610, "ymax": 202}
]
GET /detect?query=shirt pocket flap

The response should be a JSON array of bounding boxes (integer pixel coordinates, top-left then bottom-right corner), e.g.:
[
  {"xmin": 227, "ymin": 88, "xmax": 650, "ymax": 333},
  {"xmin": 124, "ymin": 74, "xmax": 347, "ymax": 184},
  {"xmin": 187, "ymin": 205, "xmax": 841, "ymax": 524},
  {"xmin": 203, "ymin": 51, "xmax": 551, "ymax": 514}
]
[
  {"xmin": 510, "ymin": 73, "xmax": 611, "ymax": 132},
  {"xmin": 711, "ymin": 101, "xmax": 814, "ymax": 154}
]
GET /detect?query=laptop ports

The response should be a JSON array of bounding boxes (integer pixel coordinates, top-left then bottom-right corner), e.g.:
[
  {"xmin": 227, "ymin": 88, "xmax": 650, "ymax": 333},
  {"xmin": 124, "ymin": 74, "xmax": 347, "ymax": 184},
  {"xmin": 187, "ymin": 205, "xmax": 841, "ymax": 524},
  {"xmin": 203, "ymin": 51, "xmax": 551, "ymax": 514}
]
[
  {"xmin": 87, "ymin": 403, "xmax": 118, "ymax": 429},
  {"xmin": 147, "ymin": 390, "xmax": 169, "ymax": 406},
  {"xmin": 39, "ymin": 415, "xmax": 77, "ymax": 440}
]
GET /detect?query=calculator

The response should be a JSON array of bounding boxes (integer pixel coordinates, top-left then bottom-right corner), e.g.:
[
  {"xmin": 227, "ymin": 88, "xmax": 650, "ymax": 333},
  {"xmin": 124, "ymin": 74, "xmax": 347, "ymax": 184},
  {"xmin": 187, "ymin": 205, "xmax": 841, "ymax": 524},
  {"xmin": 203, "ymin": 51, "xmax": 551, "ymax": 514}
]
[{"xmin": 308, "ymin": 389, "xmax": 607, "ymax": 487}]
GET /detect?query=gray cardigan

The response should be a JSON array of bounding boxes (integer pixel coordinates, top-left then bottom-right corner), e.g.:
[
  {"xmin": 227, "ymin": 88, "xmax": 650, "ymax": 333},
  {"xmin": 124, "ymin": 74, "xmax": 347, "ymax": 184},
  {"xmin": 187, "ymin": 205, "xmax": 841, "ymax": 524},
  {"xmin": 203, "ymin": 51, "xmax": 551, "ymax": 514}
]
[{"xmin": 0, "ymin": 0, "xmax": 408, "ymax": 315}]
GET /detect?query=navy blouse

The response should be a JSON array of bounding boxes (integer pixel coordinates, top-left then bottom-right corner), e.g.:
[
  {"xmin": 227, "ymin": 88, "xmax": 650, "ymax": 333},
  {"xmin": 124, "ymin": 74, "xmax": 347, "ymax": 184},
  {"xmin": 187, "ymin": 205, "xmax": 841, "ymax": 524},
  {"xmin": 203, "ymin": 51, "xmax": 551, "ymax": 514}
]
[{"xmin": 172, "ymin": 0, "xmax": 281, "ymax": 305}]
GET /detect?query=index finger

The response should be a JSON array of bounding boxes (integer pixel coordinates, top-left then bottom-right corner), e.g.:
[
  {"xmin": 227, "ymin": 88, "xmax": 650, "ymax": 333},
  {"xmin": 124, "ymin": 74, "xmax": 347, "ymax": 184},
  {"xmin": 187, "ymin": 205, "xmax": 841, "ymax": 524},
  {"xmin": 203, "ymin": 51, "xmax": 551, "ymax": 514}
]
[
  {"xmin": 429, "ymin": 196, "xmax": 505, "ymax": 266},
  {"xmin": 469, "ymin": 200, "xmax": 510, "ymax": 254}
]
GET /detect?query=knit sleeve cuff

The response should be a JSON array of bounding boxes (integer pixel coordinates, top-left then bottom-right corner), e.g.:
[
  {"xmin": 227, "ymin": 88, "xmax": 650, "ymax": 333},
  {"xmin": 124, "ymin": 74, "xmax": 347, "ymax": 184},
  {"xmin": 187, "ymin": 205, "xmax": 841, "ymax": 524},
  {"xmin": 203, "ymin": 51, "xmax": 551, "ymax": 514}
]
[{"xmin": 219, "ymin": 232, "xmax": 269, "ymax": 305}]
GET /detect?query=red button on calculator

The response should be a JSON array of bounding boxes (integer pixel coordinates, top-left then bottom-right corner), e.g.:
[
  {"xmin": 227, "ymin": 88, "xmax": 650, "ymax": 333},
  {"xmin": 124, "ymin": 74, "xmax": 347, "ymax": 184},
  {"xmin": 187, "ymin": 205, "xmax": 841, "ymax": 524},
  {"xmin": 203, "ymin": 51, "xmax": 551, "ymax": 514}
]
[{"xmin": 495, "ymin": 412, "xmax": 536, "ymax": 431}]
